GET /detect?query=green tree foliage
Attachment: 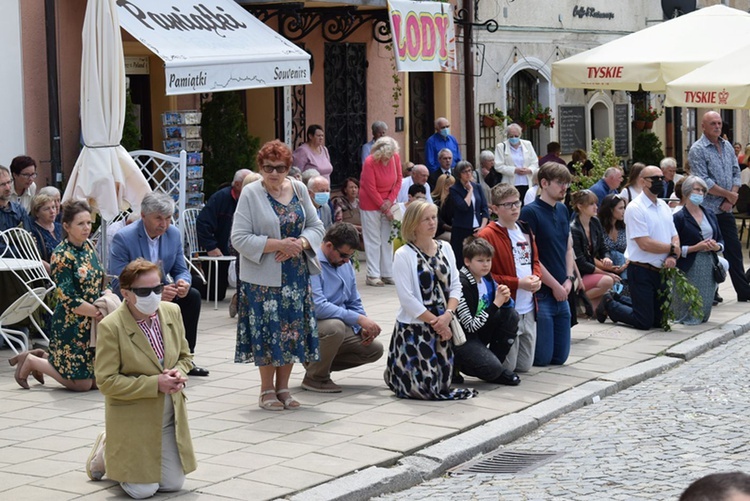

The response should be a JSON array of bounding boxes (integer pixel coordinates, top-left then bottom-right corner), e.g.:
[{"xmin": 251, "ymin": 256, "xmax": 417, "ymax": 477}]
[
  {"xmin": 121, "ymin": 91, "xmax": 141, "ymax": 152},
  {"xmin": 571, "ymin": 137, "xmax": 620, "ymax": 192},
  {"xmin": 632, "ymin": 131, "xmax": 664, "ymax": 167},
  {"xmin": 201, "ymin": 91, "xmax": 259, "ymax": 197}
]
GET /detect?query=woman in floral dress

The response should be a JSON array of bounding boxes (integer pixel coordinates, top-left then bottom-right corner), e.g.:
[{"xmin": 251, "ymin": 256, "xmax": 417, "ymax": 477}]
[
  {"xmin": 232, "ymin": 140, "xmax": 325, "ymax": 411},
  {"xmin": 385, "ymin": 201, "xmax": 477, "ymax": 400},
  {"xmin": 13, "ymin": 200, "xmax": 103, "ymax": 391}
]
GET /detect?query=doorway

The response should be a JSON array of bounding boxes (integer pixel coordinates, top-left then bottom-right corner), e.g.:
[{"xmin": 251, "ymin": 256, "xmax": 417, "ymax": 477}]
[{"xmin": 408, "ymin": 73, "xmax": 435, "ymax": 165}]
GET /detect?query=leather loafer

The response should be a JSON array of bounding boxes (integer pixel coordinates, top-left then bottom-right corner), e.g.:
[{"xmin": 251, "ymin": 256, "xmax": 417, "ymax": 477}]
[
  {"xmin": 188, "ymin": 366, "xmax": 209, "ymax": 377},
  {"xmin": 493, "ymin": 369, "xmax": 521, "ymax": 386}
]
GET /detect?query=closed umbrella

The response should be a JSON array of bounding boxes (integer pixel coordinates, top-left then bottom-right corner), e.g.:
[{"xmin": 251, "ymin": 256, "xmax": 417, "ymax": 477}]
[
  {"xmin": 63, "ymin": 0, "xmax": 150, "ymax": 221},
  {"xmin": 552, "ymin": 5, "xmax": 750, "ymax": 91},
  {"xmin": 665, "ymin": 46, "xmax": 750, "ymax": 108}
]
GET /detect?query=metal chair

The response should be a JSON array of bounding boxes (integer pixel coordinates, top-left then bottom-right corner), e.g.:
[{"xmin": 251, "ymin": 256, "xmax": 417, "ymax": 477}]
[
  {"xmin": 1, "ymin": 228, "xmax": 56, "ymax": 317},
  {"xmin": 181, "ymin": 208, "xmax": 235, "ymax": 310},
  {"xmin": 0, "ymin": 287, "xmax": 50, "ymax": 354}
]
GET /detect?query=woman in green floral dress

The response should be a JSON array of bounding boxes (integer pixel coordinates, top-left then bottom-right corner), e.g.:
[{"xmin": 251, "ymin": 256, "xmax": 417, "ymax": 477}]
[{"xmin": 13, "ymin": 200, "xmax": 104, "ymax": 391}]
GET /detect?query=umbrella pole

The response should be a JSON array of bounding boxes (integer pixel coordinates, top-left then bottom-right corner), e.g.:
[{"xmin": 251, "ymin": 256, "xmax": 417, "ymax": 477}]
[{"xmin": 101, "ymin": 219, "xmax": 108, "ymax": 281}]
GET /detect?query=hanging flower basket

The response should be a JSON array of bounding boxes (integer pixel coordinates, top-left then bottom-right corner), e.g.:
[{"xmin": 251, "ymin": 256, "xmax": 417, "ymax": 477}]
[
  {"xmin": 481, "ymin": 108, "xmax": 508, "ymax": 128},
  {"xmin": 634, "ymin": 120, "xmax": 646, "ymax": 131},
  {"xmin": 481, "ymin": 115, "xmax": 497, "ymax": 128},
  {"xmin": 644, "ymin": 121, "xmax": 654, "ymax": 130},
  {"xmin": 518, "ymin": 102, "xmax": 554, "ymax": 130}
]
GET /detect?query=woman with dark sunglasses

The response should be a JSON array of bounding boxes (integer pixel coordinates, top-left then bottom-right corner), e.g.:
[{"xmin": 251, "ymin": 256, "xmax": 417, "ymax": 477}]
[
  {"xmin": 12, "ymin": 200, "xmax": 105, "ymax": 391},
  {"xmin": 87, "ymin": 258, "xmax": 196, "ymax": 498}
]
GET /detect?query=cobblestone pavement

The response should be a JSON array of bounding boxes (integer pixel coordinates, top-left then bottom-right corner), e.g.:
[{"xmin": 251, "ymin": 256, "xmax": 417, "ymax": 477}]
[{"xmin": 378, "ymin": 333, "xmax": 750, "ymax": 501}]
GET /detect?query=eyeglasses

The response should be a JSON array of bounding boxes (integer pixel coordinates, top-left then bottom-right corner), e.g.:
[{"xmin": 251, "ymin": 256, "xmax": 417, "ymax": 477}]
[
  {"xmin": 644, "ymin": 175, "xmax": 665, "ymax": 182},
  {"xmin": 496, "ymin": 200, "xmax": 522, "ymax": 209},
  {"xmin": 336, "ymin": 248, "xmax": 354, "ymax": 260},
  {"xmin": 18, "ymin": 172, "xmax": 37, "ymax": 179},
  {"xmin": 128, "ymin": 284, "xmax": 164, "ymax": 297},
  {"xmin": 553, "ymin": 180, "xmax": 571, "ymax": 188},
  {"xmin": 261, "ymin": 163, "xmax": 289, "ymax": 174}
]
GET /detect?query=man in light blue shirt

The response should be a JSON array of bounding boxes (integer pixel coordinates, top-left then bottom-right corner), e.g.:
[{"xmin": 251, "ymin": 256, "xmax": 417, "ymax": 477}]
[
  {"xmin": 590, "ymin": 167, "xmax": 623, "ymax": 204},
  {"xmin": 303, "ymin": 223, "xmax": 384, "ymax": 393},
  {"xmin": 425, "ymin": 117, "xmax": 461, "ymax": 174}
]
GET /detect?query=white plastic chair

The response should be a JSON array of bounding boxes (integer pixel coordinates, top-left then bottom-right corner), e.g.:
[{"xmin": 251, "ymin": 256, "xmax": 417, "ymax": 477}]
[
  {"xmin": 0, "ymin": 287, "xmax": 50, "ymax": 354},
  {"xmin": 181, "ymin": 208, "xmax": 235, "ymax": 310},
  {"xmin": 1, "ymin": 228, "xmax": 56, "ymax": 316}
]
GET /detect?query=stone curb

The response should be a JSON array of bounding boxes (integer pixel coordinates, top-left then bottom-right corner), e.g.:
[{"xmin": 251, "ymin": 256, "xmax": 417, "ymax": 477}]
[{"xmin": 285, "ymin": 321, "xmax": 750, "ymax": 501}]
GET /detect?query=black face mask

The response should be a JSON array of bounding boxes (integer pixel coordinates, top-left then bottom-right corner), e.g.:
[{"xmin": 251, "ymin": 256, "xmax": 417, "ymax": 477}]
[{"xmin": 648, "ymin": 180, "xmax": 664, "ymax": 196}]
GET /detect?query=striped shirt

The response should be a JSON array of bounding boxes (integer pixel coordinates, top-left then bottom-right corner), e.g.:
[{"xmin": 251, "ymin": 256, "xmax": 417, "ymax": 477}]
[{"xmin": 136, "ymin": 313, "xmax": 165, "ymax": 360}]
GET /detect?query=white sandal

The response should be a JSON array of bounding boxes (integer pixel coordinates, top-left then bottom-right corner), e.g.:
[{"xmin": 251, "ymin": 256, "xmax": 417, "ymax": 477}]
[
  {"xmin": 276, "ymin": 389, "xmax": 301, "ymax": 409},
  {"xmin": 258, "ymin": 389, "xmax": 284, "ymax": 411}
]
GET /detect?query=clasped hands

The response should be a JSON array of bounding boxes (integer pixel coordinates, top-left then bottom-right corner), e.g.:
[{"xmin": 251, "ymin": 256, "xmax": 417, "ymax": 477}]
[
  {"xmin": 430, "ymin": 312, "xmax": 453, "ymax": 341},
  {"xmin": 158, "ymin": 368, "xmax": 187, "ymax": 395},
  {"xmin": 275, "ymin": 237, "xmax": 305, "ymax": 262}
]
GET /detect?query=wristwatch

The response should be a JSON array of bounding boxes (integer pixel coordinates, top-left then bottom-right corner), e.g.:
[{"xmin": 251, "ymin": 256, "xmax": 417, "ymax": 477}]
[
  {"xmin": 567, "ymin": 275, "xmax": 576, "ymax": 283},
  {"xmin": 300, "ymin": 237, "xmax": 310, "ymax": 250}
]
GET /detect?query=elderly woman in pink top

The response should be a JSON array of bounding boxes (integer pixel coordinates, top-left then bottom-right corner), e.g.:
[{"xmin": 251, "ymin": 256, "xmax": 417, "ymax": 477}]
[
  {"xmin": 360, "ymin": 136, "xmax": 402, "ymax": 287},
  {"xmin": 293, "ymin": 125, "xmax": 334, "ymax": 181}
]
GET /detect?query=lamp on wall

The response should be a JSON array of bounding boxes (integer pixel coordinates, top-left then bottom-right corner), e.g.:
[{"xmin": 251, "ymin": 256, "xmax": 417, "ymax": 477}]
[{"xmin": 513, "ymin": 46, "xmax": 518, "ymax": 64}]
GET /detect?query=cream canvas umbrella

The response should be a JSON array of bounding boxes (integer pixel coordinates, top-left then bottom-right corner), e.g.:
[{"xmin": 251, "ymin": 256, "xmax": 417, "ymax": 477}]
[
  {"xmin": 665, "ymin": 46, "xmax": 750, "ymax": 108},
  {"xmin": 552, "ymin": 5, "xmax": 750, "ymax": 91},
  {"xmin": 63, "ymin": 0, "xmax": 150, "ymax": 221}
]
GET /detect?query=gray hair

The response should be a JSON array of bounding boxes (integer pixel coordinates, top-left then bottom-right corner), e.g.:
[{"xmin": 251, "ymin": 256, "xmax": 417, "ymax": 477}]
[
  {"xmin": 454, "ymin": 160, "xmax": 473, "ymax": 175},
  {"xmin": 38, "ymin": 185, "xmax": 61, "ymax": 198},
  {"xmin": 234, "ymin": 169, "xmax": 252, "ymax": 183},
  {"xmin": 681, "ymin": 175, "xmax": 708, "ymax": 198},
  {"xmin": 140, "ymin": 192, "xmax": 174, "ymax": 217},
  {"xmin": 300, "ymin": 168, "xmax": 321, "ymax": 186},
  {"xmin": 438, "ymin": 148, "xmax": 453, "ymax": 160},
  {"xmin": 434, "ymin": 117, "xmax": 448, "ymax": 128},
  {"xmin": 307, "ymin": 175, "xmax": 329, "ymax": 192},
  {"xmin": 371, "ymin": 137, "xmax": 399, "ymax": 163},
  {"xmin": 479, "ymin": 150, "xmax": 495, "ymax": 163},
  {"xmin": 604, "ymin": 167, "xmax": 623, "ymax": 178},
  {"xmin": 0, "ymin": 165, "xmax": 9, "ymax": 178},
  {"xmin": 506, "ymin": 123, "xmax": 522, "ymax": 136},
  {"xmin": 412, "ymin": 164, "xmax": 429, "ymax": 176},
  {"xmin": 660, "ymin": 157, "xmax": 677, "ymax": 170},
  {"xmin": 289, "ymin": 166, "xmax": 302, "ymax": 178},
  {"xmin": 371, "ymin": 121, "xmax": 388, "ymax": 135}
]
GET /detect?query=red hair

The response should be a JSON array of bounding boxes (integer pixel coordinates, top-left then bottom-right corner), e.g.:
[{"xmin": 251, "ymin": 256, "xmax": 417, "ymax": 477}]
[{"xmin": 257, "ymin": 140, "xmax": 293, "ymax": 170}]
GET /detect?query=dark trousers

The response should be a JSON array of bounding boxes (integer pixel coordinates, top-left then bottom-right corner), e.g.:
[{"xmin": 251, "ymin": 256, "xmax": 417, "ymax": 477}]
[
  {"xmin": 174, "ymin": 287, "xmax": 201, "ymax": 353},
  {"xmin": 454, "ymin": 307, "xmax": 519, "ymax": 381},
  {"xmin": 716, "ymin": 212, "xmax": 750, "ymax": 299},
  {"xmin": 450, "ymin": 226, "xmax": 475, "ymax": 268},
  {"xmin": 606, "ymin": 264, "xmax": 663, "ymax": 330},
  {"xmin": 517, "ymin": 185, "xmax": 530, "ymax": 204}
]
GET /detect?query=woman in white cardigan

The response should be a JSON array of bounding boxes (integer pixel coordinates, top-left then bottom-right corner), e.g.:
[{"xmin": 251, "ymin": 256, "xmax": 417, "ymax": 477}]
[
  {"xmin": 231, "ymin": 140, "xmax": 325, "ymax": 411},
  {"xmin": 384, "ymin": 201, "xmax": 477, "ymax": 400},
  {"xmin": 493, "ymin": 123, "xmax": 540, "ymax": 202}
]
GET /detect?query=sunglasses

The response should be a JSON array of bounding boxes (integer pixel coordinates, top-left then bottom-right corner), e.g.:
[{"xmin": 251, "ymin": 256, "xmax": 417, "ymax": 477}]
[
  {"xmin": 261, "ymin": 163, "xmax": 289, "ymax": 174},
  {"xmin": 336, "ymin": 248, "xmax": 354, "ymax": 260},
  {"xmin": 644, "ymin": 175, "xmax": 665, "ymax": 182},
  {"xmin": 128, "ymin": 284, "xmax": 164, "ymax": 297}
]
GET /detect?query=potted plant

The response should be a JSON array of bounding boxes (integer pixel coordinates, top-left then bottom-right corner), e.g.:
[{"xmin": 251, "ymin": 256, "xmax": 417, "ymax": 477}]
[
  {"xmin": 518, "ymin": 102, "xmax": 554, "ymax": 130},
  {"xmin": 481, "ymin": 108, "xmax": 507, "ymax": 128},
  {"xmin": 635, "ymin": 106, "xmax": 662, "ymax": 129}
]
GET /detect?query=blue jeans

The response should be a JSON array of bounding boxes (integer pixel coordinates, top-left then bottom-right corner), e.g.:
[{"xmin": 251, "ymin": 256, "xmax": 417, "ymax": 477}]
[
  {"xmin": 605, "ymin": 264, "xmax": 663, "ymax": 330},
  {"xmin": 534, "ymin": 290, "xmax": 571, "ymax": 366}
]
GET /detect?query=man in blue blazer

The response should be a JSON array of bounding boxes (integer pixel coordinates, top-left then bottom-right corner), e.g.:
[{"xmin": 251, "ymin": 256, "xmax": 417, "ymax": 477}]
[{"xmin": 109, "ymin": 192, "xmax": 209, "ymax": 376}]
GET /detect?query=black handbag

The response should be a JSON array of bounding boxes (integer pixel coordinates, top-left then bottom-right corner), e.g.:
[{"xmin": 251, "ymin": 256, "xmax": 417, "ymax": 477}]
[{"xmin": 712, "ymin": 252, "xmax": 726, "ymax": 283}]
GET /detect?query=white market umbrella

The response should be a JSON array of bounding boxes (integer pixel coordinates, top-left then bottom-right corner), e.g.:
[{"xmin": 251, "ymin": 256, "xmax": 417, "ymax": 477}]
[
  {"xmin": 665, "ymin": 46, "xmax": 750, "ymax": 108},
  {"xmin": 63, "ymin": 0, "xmax": 150, "ymax": 221},
  {"xmin": 552, "ymin": 5, "xmax": 750, "ymax": 91}
]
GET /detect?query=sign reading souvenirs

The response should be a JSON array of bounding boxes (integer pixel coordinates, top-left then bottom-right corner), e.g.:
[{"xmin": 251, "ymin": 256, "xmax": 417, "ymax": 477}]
[
  {"xmin": 387, "ymin": 0, "xmax": 457, "ymax": 72},
  {"xmin": 116, "ymin": 0, "xmax": 310, "ymax": 95}
]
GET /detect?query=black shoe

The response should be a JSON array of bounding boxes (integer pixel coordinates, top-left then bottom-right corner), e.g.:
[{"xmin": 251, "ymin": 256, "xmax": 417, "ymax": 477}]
[
  {"xmin": 596, "ymin": 293, "xmax": 611, "ymax": 324},
  {"xmin": 714, "ymin": 292, "xmax": 723, "ymax": 304},
  {"xmin": 492, "ymin": 369, "xmax": 520, "ymax": 386},
  {"xmin": 188, "ymin": 366, "xmax": 209, "ymax": 377},
  {"xmin": 738, "ymin": 296, "xmax": 750, "ymax": 303},
  {"xmin": 452, "ymin": 372, "xmax": 465, "ymax": 384}
]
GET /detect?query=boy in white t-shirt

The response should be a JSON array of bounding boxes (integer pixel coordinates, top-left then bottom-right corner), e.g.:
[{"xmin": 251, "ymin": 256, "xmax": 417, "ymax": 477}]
[{"xmin": 478, "ymin": 184, "xmax": 542, "ymax": 372}]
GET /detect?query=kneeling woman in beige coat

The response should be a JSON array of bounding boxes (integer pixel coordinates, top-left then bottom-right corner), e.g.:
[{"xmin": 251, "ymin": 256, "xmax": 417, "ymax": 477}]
[{"xmin": 89, "ymin": 258, "xmax": 196, "ymax": 499}]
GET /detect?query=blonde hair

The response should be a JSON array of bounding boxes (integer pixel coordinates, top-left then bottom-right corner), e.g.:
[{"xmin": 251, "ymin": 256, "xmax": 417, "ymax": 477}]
[
  {"xmin": 434, "ymin": 174, "xmax": 455, "ymax": 203},
  {"xmin": 371, "ymin": 137, "xmax": 399, "ymax": 163},
  {"xmin": 400, "ymin": 200, "xmax": 436, "ymax": 243},
  {"xmin": 242, "ymin": 172, "xmax": 262, "ymax": 187},
  {"xmin": 30, "ymin": 193, "xmax": 55, "ymax": 218}
]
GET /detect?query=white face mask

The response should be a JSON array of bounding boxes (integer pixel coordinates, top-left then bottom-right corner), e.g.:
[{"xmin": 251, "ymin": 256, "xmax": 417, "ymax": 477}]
[{"xmin": 133, "ymin": 292, "xmax": 162, "ymax": 316}]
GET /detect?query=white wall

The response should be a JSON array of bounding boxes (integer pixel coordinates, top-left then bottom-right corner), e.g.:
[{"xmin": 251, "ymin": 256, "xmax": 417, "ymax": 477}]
[{"xmin": 0, "ymin": 0, "xmax": 25, "ymax": 165}]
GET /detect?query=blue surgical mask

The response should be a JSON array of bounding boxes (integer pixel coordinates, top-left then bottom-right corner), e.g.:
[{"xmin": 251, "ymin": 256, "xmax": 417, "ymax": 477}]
[
  {"xmin": 314, "ymin": 192, "xmax": 330, "ymax": 206},
  {"xmin": 509, "ymin": 137, "xmax": 521, "ymax": 146},
  {"xmin": 440, "ymin": 128, "xmax": 450, "ymax": 138},
  {"xmin": 689, "ymin": 193, "xmax": 704, "ymax": 206}
]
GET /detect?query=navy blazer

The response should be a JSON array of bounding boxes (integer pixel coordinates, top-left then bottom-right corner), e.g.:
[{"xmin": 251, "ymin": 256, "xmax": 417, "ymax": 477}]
[
  {"xmin": 673, "ymin": 206, "xmax": 724, "ymax": 273},
  {"xmin": 109, "ymin": 219, "xmax": 190, "ymax": 295},
  {"xmin": 449, "ymin": 181, "xmax": 489, "ymax": 230}
]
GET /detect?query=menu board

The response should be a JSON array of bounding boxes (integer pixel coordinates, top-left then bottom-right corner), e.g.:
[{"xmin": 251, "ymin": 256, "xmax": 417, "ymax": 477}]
[
  {"xmin": 559, "ymin": 106, "xmax": 586, "ymax": 154},
  {"xmin": 614, "ymin": 104, "xmax": 629, "ymax": 157}
]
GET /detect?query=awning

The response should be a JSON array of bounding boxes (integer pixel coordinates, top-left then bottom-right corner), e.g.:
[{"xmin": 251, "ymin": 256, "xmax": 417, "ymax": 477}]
[
  {"xmin": 117, "ymin": 0, "xmax": 311, "ymax": 95},
  {"xmin": 552, "ymin": 5, "xmax": 750, "ymax": 92}
]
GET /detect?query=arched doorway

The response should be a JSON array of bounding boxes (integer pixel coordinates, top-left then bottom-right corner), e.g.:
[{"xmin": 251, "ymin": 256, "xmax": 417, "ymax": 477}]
[{"xmin": 503, "ymin": 59, "xmax": 554, "ymax": 154}]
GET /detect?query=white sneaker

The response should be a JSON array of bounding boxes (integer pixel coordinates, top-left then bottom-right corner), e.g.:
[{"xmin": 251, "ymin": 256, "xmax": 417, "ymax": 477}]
[{"xmin": 86, "ymin": 431, "xmax": 106, "ymax": 481}]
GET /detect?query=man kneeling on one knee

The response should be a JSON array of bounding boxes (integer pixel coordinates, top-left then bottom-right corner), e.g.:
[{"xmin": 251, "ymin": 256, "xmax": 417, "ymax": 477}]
[{"xmin": 303, "ymin": 223, "xmax": 384, "ymax": 392}]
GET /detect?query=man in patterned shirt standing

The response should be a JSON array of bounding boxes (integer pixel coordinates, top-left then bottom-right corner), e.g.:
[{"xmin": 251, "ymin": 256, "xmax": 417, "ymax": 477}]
[{"xmin": 688, "ymin": 111, "xmax": 750, "ymax": 301}]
